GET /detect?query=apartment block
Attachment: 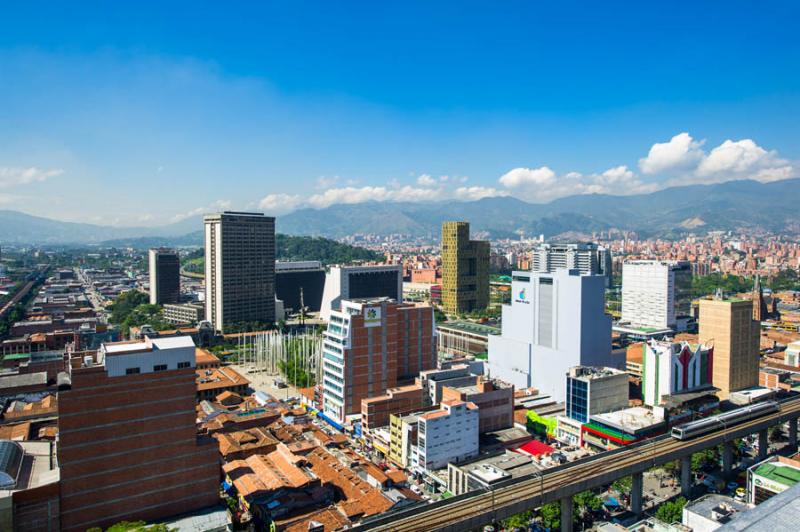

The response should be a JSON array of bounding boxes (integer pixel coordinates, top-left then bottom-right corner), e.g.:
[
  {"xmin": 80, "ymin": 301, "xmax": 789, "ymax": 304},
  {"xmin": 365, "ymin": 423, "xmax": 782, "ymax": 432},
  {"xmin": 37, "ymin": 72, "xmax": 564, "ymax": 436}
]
[
  {"xmin": 162, "ymin": 303, "xmax": 205, "ymax": 325},
  {"xmin": 530, "ymin": 242, "xmax": 612, "ymax": 287},
  {"xmin": 699, "ymin": 297, "xmax": 760, "ymax": 399},
  {"xmin": 204, "ymin": 211, "xmax": 276, "ymax": 332},
  {"xmin": 416, "ymin": 400, "xmax": 479, "ymax": 471},
  {"xmin": 621, "ymin": 260, "xmax": 692, "ymax": 330},
  {"xmin": 148, "ymin": 248, "xmax": 180, "ymax": 305},
  {"xmin": 58, "ymin": 336, "xmax": 218, "ymax": 531},
  {"xmin": 322, "ymin": 298, "xmax": 436, "ymax": 425},
  {"xmin": 441, "ymin": 221, "xmax": 489, "ymax": 314}
]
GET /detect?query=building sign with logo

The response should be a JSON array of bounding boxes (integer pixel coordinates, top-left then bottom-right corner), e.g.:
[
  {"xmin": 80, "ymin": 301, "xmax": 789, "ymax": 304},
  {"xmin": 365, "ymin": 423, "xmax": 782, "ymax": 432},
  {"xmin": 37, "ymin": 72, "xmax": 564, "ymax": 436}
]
[
  {"xmin": 364, "ymin": 306, "xmax": 382, "ymax": 327},
  {"xmin": 514, "ymin": 286, "xmax": 530, "ymax": 305}
]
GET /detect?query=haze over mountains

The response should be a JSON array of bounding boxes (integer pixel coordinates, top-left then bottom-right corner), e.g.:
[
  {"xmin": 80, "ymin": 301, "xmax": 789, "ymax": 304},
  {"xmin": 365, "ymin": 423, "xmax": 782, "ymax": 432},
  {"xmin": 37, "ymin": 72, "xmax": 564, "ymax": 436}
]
[{"xmin": 2, "ymin": 178, "xmax": 798, "ymax": 245}]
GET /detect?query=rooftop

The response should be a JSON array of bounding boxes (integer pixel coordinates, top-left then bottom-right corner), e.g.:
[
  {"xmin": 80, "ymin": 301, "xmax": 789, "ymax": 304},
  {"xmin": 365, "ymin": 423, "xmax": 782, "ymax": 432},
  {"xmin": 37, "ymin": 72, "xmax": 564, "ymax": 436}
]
[
  {"xmin": 684, "ymin": 494, "xmax": 750, "ymax": 524},
  {"xmin": 437, "ymin": 320, "xmax": 500, "ymax": 336},
  {"xmin": 196, "ymin": 366, "xmax": 250, "ymax": 391},
  {"xmin": 590, "ymin": 406, "xmax": 665, "ymax": 433}
]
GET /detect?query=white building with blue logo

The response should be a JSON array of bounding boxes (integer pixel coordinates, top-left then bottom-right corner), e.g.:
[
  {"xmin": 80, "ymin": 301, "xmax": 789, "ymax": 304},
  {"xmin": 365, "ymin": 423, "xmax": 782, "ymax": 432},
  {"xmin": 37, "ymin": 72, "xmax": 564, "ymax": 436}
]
[{"xmin": 486, "ymin": 269, "xmax": 614, "ymax": 402}]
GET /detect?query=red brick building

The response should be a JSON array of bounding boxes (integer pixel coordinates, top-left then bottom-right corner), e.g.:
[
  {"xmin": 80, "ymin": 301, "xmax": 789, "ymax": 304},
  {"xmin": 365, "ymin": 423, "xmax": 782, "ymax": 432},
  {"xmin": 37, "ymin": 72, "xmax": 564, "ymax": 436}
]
[
  {"xmin": 361, "ymin": 384, "xmax": 425, "ymax": 433},
  {"xmin": 322, "ymin": 298, "xmax": 436, "ymax": 424},
  {"xmin": 58, "ymin": 336, "xmax": 219, "ymax": 532}
]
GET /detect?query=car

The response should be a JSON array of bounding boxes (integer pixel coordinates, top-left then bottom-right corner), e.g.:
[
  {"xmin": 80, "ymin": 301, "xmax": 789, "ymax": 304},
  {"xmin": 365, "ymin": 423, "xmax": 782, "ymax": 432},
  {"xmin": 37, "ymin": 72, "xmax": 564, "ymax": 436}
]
[
  {"xmin": 735, "ymin": 487, "xmax": 746, "ymax": 501},
  {"xmin": 726, "ymin": 481, "xmax": 739, "ymax": 491}
]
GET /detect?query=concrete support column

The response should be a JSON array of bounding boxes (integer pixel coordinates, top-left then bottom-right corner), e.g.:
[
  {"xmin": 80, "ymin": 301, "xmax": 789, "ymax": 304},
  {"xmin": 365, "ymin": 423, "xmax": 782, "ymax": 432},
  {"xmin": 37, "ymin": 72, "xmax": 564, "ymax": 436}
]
[
  {"xmin": 631, "ymin": 472, "xmax": 644, "ymax": 518},
  {"xmin": 680, "ymin": 456, "xmax": 692, "ymax": 497},
  {"xmin": 758, "ymin": 429, "xmax": 768, "ymax": 462},
  {"xmin": 722, "ymin": 441, "xmax": 734, "ymax": 479},
  {"xmin": 560, "ymin": 496, "xmax": 573, "ymax": 532},
  {"xmin": 789, "ymin": 418, "xmax": 798, "ymax": 451}
]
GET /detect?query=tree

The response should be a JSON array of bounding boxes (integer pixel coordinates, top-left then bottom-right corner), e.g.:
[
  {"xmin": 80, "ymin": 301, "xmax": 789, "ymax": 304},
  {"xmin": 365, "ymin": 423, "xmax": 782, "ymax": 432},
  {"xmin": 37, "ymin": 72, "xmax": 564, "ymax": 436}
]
[
  {"xmin": 104, "ymin": 521, "xmax": 175, "ymax": 532},
  {"xmin": 109, "ymin": 290, "xmax": 150, "ymax": 324},
  {"xmin": 502, "ymin": 510, "xmax": 533, "ymax": 530},
  {"xmin": 539, "ymin": 502, "xmax": 561, "ymax": 530},
  {"xmin": 612, "ymin": 475, "xmax": 632, "ymax": 495},
  {"xmin": 654, "ymin": 497, "xmax": 687, "ymax": 524}
]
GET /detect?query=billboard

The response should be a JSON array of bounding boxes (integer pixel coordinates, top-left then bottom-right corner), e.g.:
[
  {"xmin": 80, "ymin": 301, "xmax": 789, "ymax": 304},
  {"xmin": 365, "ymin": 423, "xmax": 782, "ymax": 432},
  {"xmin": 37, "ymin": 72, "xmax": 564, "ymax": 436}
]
[{"xmin": 364, "ymin": 306, "xmax": 382, "ymax": 327}]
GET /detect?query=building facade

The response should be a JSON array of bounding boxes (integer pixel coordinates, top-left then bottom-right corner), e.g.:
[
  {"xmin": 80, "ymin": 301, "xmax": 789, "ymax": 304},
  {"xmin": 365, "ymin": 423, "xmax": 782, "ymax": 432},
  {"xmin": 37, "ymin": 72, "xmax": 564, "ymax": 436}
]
[
  {"xmin": 698, "ymin": 297, "xmax": 760, "ymax": 399},
  {"xmin": 441, "ymin": 378, "xmax": 514, "ymax": 433},
  {"xmin": 148, "ymin": 248, "xmax": 181, "ymax": 305},
  {"xmin": 565, "ymin": 366, "xmax": 629, "ymax": 423},
  {"xmin": 275, "ymin": 261, "xmax": 326, "ymax": 314},
  {"xmin": 530, "ymin": 242, "xmax": 612, "ymax": 287},
  {"xmin": 441, "ymin": 221, "xmax": 489, "ymax": 314},
  {"xmin": 642, "ymin": 340, "xmax": 714, "ymax": 406},
  {"xmin": 621, "ymin": 260, "xmax": 692, "ymax": 330},
  {"xmin": 319, "ymin": 264, "xmax": 403, "ymax": 322},
  {"xmin": 204, "ymin": 212, "xmax": 276, "ymax": 332},
  {"xmin": 321, "ymin": 298, "xmax": 436, "ymax": 424},
  {"xmin": 487, "ymin": 269, "xmax": 614, "ymax": 401},
  {"xmin": 162, "ymin": 303, "xmax": 205, "ymax": 325},
  {"xmin": 415, "ymin": 400, "xmax": 479, "ymax": 471},
  {"xmin": 58, "ymin": 337, "xmax": 218, "ymax": 532}
]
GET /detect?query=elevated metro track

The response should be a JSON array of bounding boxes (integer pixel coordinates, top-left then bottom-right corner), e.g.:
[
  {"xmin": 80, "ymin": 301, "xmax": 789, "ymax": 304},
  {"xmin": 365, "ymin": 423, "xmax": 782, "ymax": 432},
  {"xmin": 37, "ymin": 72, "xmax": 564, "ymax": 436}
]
[{"xmin": 356, "ymin": 396, "xmax": 800, "ymax": 532}]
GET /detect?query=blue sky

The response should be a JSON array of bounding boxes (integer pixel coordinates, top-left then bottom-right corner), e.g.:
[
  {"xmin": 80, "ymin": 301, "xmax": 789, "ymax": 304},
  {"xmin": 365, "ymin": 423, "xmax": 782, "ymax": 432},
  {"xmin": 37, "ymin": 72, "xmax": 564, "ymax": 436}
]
[{"xmin": 0, "ymin": 2, "xmax": 798, "ymax": 225}]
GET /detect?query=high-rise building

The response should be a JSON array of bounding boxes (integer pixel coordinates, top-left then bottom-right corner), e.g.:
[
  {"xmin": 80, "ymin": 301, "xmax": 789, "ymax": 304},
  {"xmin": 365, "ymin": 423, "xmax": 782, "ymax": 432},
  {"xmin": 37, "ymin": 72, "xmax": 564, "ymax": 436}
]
[
  {"xmin": 641, "ymin": 340, "xmax": 714, "ymax": 406},
  {"xmin": 621, "ymin": 260, "xmax": 692, "ymax": 330},
  {"xmin": 204, "ymin": 211, "xmax": 276, "ymax": 332},
  {"xmin": 441, "ymin": 221, "xmax": 489, "ymax": 314},
  {"xmin": 319, "ymin": 264, "xmax": 403, "ymax": 322},
  {"xmin": 530, "ymin": 242, "xmax": 612, "ymax": 287},
  {"xmin": 58, "ymin": 336, "xmax": 218, "ymax": 531},
  {"xmin": 148, "ymin": 248, "xmax": 180, "ymax": 305},
  {"xmin": 321, "ymin": 298, "xmax": 436, "ymax": 425},
  {"xmin": 487, "ymin": 269, "xmax": 614, "ymax": 401},
  {"xmin": 698, "ymin": 297, "xmax": 760, "ymax": 399},
  {"xmin": 275, "ymin": 261, "xmax": 326, "ymax": 314}
]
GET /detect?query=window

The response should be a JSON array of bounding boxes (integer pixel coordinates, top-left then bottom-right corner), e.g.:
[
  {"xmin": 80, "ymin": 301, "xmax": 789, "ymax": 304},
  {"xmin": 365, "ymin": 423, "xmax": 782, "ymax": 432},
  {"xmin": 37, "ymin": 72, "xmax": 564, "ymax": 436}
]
[
  {"xmin": 153, "ymin": 364, "xmax": 168, "ymax": 372},
  {"xmin": 125, "ymin": 367, "xmax": 140, "ymax": 375},
  {"xmin": 177, "ymin": 361, "xmax": 191, "ymax": 369}
]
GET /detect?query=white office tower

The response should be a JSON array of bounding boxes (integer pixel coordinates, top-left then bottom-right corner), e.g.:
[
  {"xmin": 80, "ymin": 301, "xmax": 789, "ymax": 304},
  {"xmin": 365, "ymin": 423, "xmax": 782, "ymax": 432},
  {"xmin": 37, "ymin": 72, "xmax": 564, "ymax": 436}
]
[
  {"xmin": 487, "ymin": 269, "xmax": 613, "ymax": 402},
  {"xmin": 204, "ymin": 211, "xmax": 276, "ymax": 332},
  {"xmin": 530, "ymin": 242, "xmax": 612, "ymax": 287},
  {"xmin": 319, "ymin": 264, "xmax": 403, "ymax": 322},
  {"xmin": 621, "ymin": 260, "xmax": 692, "ymax": 330}
]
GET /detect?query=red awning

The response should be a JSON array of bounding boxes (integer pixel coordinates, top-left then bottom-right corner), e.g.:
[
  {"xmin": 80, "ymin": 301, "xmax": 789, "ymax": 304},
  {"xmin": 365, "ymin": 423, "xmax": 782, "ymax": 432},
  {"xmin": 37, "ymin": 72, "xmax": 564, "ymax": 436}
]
[{"xmin": 516, "ymin": 439, "xmax": 554, "ymax": 457}]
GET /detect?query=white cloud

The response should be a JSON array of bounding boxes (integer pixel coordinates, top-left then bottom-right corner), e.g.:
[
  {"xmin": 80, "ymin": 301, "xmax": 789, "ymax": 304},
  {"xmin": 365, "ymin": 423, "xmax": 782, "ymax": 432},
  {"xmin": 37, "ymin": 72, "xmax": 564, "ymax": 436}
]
[
  {"xmin": 639, "ymin": 132, "xmax": 704, "ymax": 175},
  {"xmin": 454, "ymin": 186, "xmax": 508, "ymax": 201},
  {"xmin": 258, "ymin": 193, "xmax": 304, "ymax": 215},
  {"xmin": 694, "ymin": 138, "xmax": 794, "ymax": 183},
  {"xmin": 417, "ymin": 174, "xmax": 437, "ymax": 187},
  {"xmin": 171, "ymin": 199, "xmax": 232, "ymax": 223},
  {"xmin": 498, "ymin": 164, "xmax": 657, "ymax": 202},
  {"xmin": 307, "ymin": 185, "xmax": 447, "ymax": 208},
  {"xmin": 0, "ymin": 166, "xmax": 64, "ymax": 187},
  {"xmin": 498, "ymin": 166, "xmax": 556, "ymax": 188},
  {"xmin": 315, "ymin": 176, "xmax": 339, "ymax": 190}
]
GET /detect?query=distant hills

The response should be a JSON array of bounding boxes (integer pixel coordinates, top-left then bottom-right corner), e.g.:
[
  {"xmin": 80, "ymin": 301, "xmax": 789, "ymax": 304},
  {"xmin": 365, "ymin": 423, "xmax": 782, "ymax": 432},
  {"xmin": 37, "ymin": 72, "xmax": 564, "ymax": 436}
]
[{"xmin": 1, "ymin": 178, "xmax": 798, "ymax": 245}]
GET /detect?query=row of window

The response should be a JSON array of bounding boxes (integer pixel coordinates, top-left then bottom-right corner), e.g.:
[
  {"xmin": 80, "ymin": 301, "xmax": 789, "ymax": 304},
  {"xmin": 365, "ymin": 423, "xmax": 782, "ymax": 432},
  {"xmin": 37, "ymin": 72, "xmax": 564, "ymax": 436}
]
[{"xmin": 125, "ymin": 361, "xmax": 191, "ymax": 375}]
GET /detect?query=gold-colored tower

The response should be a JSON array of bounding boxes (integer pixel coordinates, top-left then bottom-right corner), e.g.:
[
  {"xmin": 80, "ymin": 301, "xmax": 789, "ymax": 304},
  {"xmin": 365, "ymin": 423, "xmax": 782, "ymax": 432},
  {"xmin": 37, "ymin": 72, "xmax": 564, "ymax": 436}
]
[{"xmin": 441, "ymin": 221, "xmax": 489, "ymax": 315}]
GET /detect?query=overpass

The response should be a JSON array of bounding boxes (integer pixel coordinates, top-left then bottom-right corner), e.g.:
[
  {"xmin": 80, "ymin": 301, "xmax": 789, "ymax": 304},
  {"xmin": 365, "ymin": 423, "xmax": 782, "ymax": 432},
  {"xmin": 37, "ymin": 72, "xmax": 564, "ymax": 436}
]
[{"xmin": 355, "ymin": 397, "xmax": 800, "ymax": 532}]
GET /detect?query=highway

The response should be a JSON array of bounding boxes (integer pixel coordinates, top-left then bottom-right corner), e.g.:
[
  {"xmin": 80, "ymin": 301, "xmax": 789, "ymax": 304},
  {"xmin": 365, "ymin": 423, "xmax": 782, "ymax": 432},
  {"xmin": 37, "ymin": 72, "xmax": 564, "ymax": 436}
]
[{"xmin": 356, "ymin": 396, "xmax": 800, "ymax": 532}]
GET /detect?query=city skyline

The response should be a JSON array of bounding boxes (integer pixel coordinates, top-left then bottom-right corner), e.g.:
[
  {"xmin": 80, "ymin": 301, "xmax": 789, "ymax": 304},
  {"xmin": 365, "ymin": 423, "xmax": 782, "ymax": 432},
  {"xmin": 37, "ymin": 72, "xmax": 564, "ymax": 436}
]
[{"xmin": 1, "ymin": 2, "xmax": 799, "ymax": 225}]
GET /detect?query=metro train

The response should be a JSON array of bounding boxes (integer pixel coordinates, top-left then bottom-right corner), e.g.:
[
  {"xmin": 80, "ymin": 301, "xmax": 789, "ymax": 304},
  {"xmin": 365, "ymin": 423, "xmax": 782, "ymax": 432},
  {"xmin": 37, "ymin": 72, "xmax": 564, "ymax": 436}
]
[{"xmin": 671, "ymin": 400, "xmax": 781, "ymax": 440}]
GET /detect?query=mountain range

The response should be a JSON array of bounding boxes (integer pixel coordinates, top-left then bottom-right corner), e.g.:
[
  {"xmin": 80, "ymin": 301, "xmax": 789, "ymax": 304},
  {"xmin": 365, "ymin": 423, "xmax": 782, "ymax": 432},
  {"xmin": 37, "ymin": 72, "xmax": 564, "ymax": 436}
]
[{"xmin": 1, "ymin": 178, "xmax": 798, "ymax": 245}]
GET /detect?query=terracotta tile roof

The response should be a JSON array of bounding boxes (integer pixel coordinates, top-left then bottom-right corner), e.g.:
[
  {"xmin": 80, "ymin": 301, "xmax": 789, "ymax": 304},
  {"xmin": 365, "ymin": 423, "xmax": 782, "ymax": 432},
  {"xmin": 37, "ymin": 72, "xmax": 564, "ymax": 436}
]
[
  {"xmin": 223, "ymin": 444, "xmax": 313, "ymax": 497},
  {"xmin": 281, "ymin": 507, "xmax": 350, "ymax": 532},
  {"xmin": 216, "ymin": 390, "xmax": 243, "ymax": 404},
  {"xmin": 196, "ymin": 366, "xmax": 250, "ymax": 391},
  {"xmin": 214, "ymin": 427, "xmax": 279, "ymax": 458},
  {"xmin": 306, "ymin": 447, "xmax": 392, "ymax": 518},
  {"xmin": 385, "ymin": 468, "xmax": 407, "ymax": 485},
  {"xmin": 195, "ymin": 347, "xmax": 220, "ymax": 365}
]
